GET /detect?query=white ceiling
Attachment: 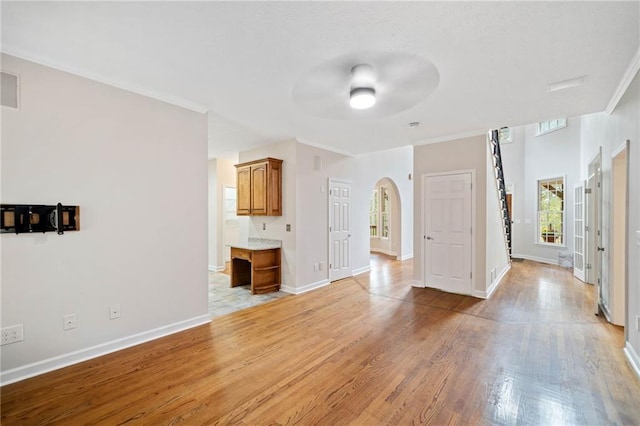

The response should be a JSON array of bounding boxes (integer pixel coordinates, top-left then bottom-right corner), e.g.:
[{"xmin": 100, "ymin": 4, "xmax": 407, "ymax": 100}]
[{"xmin": 2, "ymin": 2, "xmax": 639, "ymax": 158}]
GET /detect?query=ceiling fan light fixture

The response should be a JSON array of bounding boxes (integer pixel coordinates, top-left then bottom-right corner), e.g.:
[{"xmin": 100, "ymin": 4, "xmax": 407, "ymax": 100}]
[{"xmin": 350, "ymin": 87, "xmax": 376, "ymax": 109}]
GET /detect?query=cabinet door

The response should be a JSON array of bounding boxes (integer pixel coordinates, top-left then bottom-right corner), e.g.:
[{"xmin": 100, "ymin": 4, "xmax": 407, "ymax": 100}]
[
  {"xmin": 251, "ymin": 163, "xmax": 268, "ymax": 215},
  {"xmin": 236, "ymin": 166, "xmax": 251, "ymax": 215}
]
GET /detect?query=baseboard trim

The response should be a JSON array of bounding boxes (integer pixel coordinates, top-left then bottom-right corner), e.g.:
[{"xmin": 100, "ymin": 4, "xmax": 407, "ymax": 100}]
[
  {"xmin": 208, "ymin": 265, "xmax": 225, "ymax": 272},
  {"xmin": 623, "ymin": 342, "xmax": 640, "ymax": 380},
  {"xmin": 352, "ymin": 265, "xmax": 372, "ymax": 276},
  {"xmin": 511, "ymin": 254, "xmax": 558, "ymax": 266},
  {"xmin": 411, "ymin": 280, "xmax": 425, "ymax": 288},
  {"xmin": 0, "ymin": 314, "xmax": 211, "ymax": 386},
  {"xmin": 399, "ymin": 253, "xmax": 414, "ymax": 261},
  {"xmin": 281, "ymin": 279, "xmax": 330, "ymax": 295},
  {"xmin": 476, "ymin": 263, "xmax": 511, "ymax": 299},
  {"xmin": 370, "ymin": 248, "xmax": 397, "ymax": 258}
]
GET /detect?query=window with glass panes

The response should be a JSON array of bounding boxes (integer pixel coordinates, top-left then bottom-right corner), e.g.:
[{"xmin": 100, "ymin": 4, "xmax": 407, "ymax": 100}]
[
  {"xmin": 369, "ymin": 188, "xmax": 378, "ymax": 237},
  {"xmin": 537, "ymin": 177, "xmax": 564, "ymax": 245},
  {"xmin": 369, "ymin": 186, "xmax": 390, "ymax": 239}
]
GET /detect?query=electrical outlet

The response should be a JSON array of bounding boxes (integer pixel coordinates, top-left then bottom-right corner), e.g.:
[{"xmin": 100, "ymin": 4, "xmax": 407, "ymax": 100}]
[
  {"xmin": 319, "ymin": 262, "xmax": 323, "ymax": 270},
  {"xmin": 313, "ymin": 263, "xmax": 319, "ymax": 271},
  {"xmin": 262, "ymin": 223, "xmax": 266, "ymax": 230},
  {"xmin": 110, "ymin": 304, "xmax": 121, "ymax": 320},
  {"xmin": 286, "ymin": 224, "xmax": 291, "ymax": 232},
  {"xmin": 1, "ymin": 324, "xmax": 24, "ymax": 345},
  {"xmin": 63, "ymin": 314, "xmax": 77, "ymax": 331}
]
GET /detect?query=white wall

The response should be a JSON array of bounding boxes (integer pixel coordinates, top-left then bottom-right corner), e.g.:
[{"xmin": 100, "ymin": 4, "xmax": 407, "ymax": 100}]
[
  {"xmin": 580, "ymin": 70, "xmax": 640, "ymax": 366},
  {"xmin": 237, "ymin": 141, "xmax": 413, "ymax": 293},
  {"xmin": 0, "ymin": 55, "xmax": 209, "ymax": 383},
  {"xmin": 413, "ymin": 135, "xmax": 488, "ymax": 296},
  {"xmin": 208, "ymin": 159, "xmax": 218, "ymax": 270},
  {"xmin": 503, "ymin": 118, "xmax": 581, "ymax": 265},
  {"xmin": 239, "ymin": 140, "xmax": 297, "ymax": 289}
]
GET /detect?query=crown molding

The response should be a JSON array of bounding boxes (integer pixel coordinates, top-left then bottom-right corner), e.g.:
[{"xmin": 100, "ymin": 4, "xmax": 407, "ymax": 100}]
[
  {"xmin": 1, "ymin": 48, "xmax": 209, "ymax": 114},
  {"xmin": 606, "ymin": 45, "xmax": 640, "ymax": 115}
]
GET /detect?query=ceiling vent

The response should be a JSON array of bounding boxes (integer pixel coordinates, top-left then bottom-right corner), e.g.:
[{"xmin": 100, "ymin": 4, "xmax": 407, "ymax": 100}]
[{"xmin": 1, "ymin": 72, "xmax": 19, "ymax": 109}]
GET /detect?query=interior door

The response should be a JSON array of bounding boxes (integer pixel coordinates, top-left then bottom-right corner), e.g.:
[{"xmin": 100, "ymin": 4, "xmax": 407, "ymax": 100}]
[
  {"xmin": 329, "ymin": 179, "xmax": 352, "ymax": 281},
  {"xmin": 573, "ymin": 182, "xmax": 586, "ymax": 282},
  {"xmin": 423, "ymin": 173, "xmax": 472, "ymax": 295}
]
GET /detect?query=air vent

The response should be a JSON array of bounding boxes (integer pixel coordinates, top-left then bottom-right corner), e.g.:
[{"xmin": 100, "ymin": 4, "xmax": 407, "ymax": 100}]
[{"xmin": 1, "ymin": 72, "xmax": 19, "ymax": 109}]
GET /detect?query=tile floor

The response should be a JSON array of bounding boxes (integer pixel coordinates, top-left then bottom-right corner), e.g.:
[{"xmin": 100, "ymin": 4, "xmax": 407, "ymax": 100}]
[{"xmin": 208, "ymin": 271, "xmax": 289, "ymax": 317}]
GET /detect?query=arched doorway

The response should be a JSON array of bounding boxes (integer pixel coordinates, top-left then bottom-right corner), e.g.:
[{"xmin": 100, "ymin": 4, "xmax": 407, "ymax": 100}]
[{"xmin": 368, "ymin": 177, "xmax": 401, "ymax": 259}]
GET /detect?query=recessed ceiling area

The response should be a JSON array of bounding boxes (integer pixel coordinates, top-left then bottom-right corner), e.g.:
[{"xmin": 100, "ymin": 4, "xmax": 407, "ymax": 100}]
[{"xmin": 1, "ymin": 2, "xmax": 638, "ymax": 157}]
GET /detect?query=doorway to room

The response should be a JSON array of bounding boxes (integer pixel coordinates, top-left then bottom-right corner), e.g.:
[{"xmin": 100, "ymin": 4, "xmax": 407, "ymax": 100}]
[{"xmin": 368, "ymin": 177, "xmax": 402, "ymax": 259}]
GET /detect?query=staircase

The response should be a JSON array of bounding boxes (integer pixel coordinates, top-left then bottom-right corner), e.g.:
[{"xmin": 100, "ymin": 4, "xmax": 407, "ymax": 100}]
[{"xmin": 489, "ymin": 129, "xmax": 512, "ymax": 258}]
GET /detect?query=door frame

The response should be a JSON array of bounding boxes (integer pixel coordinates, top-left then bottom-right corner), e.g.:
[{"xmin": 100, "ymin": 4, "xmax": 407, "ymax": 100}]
[
  {"xmin": 328, "ymin": 178, "xmax": 353, "ymax": 282},
  {"xmin": 586, "ymin": 148, "xmax": 603, "ymax": 315},
  {"xmin": 420, "ymin": 169, "xmax": 476, "ymax": 295},
  {"xmin": 611, "ymin": 140, "xmax": 629, "ymax": 327}
]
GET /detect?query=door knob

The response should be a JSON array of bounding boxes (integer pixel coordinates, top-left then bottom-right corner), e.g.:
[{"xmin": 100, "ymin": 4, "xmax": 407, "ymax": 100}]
[
  {"xmin": 597, "ymin": 246, "xmax": 605, "ymax": 252},
  {"xmin": 426, "ymin": 236, "xmax": 434, "ymax": 240}
]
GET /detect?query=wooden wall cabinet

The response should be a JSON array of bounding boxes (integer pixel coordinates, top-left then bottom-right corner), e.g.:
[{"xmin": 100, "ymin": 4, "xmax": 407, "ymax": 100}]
[{"xmin": 235, "ymin": 158, "xmax": 283, "ymax": 216}]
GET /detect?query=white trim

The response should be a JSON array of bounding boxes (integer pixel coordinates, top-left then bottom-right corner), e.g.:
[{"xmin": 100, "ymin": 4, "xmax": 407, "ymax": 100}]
[
  {"xmin": 413, "ymin": 129, "xmax": 487, "ymax": 147},
  {"xmin": 411, "ymin": 280, "xmax": 426, "ymax": 288},
  {"xmin": 511, "ymin": 253, "xmax": 558, "ymax": 266},
  {"xmin": 606, "ymin": 45, "xmax": 640, "ymax": 114},
  {"xmin": 281, "ymin": 279, "xmax": 330, "ymax": 295},
  {"xmin": 623, "ymin": 342, "xmax": 640, "ymax": 380},
  {"xmin": 0, "ymin": 314, "xmax": 211, "ymax": 386},
  {"xmin": 352, "ymin": 265, "xmax": 372, "ymax": 276},
  {"xmin": 208, "ymin": 265, "xmax": 225, "ymax": 272},
  {"xmin": 611, "ymin": 140, "xmax": 628, "ymax": 159},
  {"xmin": 296, "ymin": 137, "xmax": 355, "ymax": 157},
  {"xmin": 370, "ymin": 248, "xmax": 397, "ymax": 257},
  {"xmin": 399, "ymin": 253, "xmax": 413, "ymax": 261},
  {"xmin": 2, "ymin": 49, "xmax": 209, "ymax": 114},
  {"xmin": 474, "ymin": 263, "xmax": 511, "ymax": 299}
]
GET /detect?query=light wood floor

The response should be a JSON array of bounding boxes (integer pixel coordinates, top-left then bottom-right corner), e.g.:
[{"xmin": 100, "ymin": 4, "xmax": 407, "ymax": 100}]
[{"xmin": 2, "ymin": 256, "xmax": 640, "ymax": 424}]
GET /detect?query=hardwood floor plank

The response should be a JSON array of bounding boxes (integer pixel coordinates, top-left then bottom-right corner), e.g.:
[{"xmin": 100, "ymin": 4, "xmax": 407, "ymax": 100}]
[{"xmin": 2, "ymin": 257, "xmax": 639, "ymax": 425}]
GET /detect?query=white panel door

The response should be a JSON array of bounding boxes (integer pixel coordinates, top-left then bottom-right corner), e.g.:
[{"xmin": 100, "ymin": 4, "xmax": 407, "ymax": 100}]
[
  {"xmin": 573, "ymin": 182, "xmax": 586, "ymax": 282},
  {"xmin": 329, "ymin": 179, "xmax": 351, "ymax": 281},
  {"xmin": 423, "ymin": 173, "xmax": 472, "ymax": 295}
]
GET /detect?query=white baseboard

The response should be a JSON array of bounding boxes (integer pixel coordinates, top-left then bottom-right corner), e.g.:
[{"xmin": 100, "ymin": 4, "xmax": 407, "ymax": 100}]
[
  {"xmin": 474, "ymin": 263, "xmax": 511, "ymax": 299},
  {"xmin": 281, "ymin": 279, "xmax": 330, "ymax": 295},
  {"xmin": 511, "ymin": 254, "xmax": 558, "ymax": 266},
  {"xmin": 0, "ymin": 314, "xmax": 211, "ymax": 386},
  {"xmin": 624, "ymin": 342, "xmax": 640, "ymax": 380},
  {"xmin": 411, "ymin": 280, "xmax": 425, "ymax": 288},
  {"xmin": 208, "ymin": 265, "xmax": 225, "ymax": 272},
  {"xmin": 352, "ymin": 265, "xmax": 372, "ymax": 276},
  {"xmin": 370, "ymin": 248, "xmax": 397, "ymax": 257},
  {"xmin": 399, "ymin": 253, "xmax": 414, "ymax": 261}
]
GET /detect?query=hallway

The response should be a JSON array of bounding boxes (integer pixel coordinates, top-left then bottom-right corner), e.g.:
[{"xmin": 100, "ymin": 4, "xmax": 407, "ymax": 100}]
[{"xmin": 2, "ymin": 259, "xmax": 639, "ymax": 424}]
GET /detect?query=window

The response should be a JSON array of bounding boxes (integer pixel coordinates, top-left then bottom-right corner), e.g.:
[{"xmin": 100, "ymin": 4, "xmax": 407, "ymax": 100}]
[
  {"xmin": 369, "ymin": 188, "xmax": 378, "ymax": 236},
  {"xmin": 536, "ymin": 118, "xmax": 566, "ymax": 136},
  {"xmin": 380, "ymin": 187, "xmax": 389, "ymax": 238},
  {"xmin": 537, "ymin": 177, "xmax": 564, "ymax": 245},
  {"xmin": 498, "ymin": 127, "xmax": 512, "ymax": 144},
  {"xmin": 369, "ymin": 186, "xmax": 390, "ymax": 239}
]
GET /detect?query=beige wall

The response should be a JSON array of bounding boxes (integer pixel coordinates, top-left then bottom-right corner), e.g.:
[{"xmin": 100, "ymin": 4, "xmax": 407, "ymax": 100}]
[
  {"xmin": 1, "ymin": 55, "xmax": 209, "ymax": 383},
  {"xmin": 413, "ymin": 135, "xmax": 489, "ymax": 296}
]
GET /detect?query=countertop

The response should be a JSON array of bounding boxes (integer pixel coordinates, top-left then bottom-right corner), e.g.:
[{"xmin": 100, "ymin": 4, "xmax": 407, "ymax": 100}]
[{"xmin": 228, "ymin": 238, "xmax": 282, "ymax": 251}]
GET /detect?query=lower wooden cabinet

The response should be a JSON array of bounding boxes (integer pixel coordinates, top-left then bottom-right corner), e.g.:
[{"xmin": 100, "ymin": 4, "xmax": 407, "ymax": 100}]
[{"xmin": 230, "ymin": 247, "xmax": 281, "ymax": 294}]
